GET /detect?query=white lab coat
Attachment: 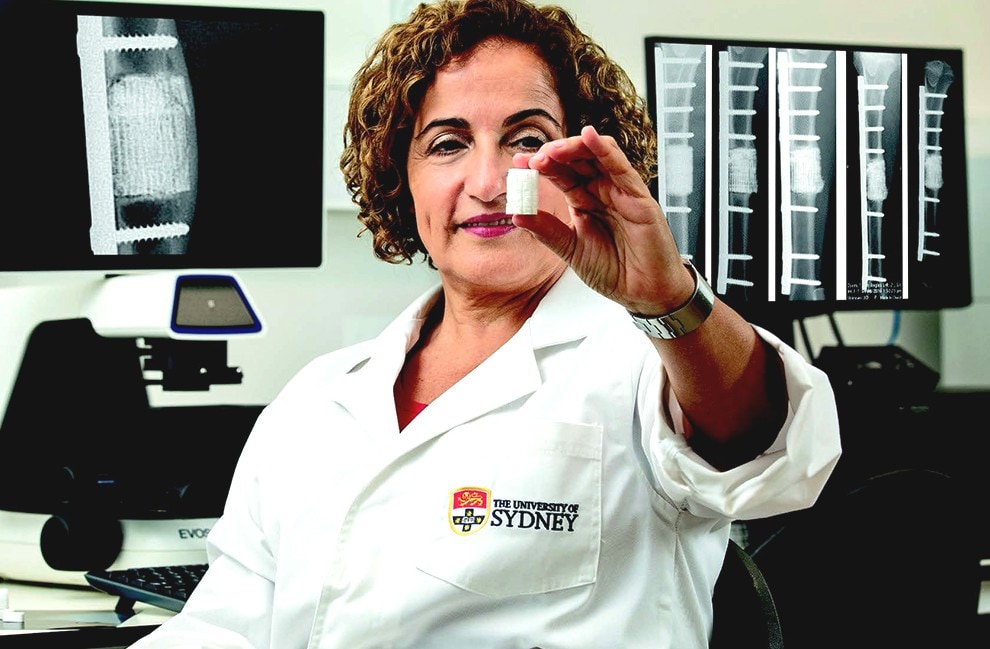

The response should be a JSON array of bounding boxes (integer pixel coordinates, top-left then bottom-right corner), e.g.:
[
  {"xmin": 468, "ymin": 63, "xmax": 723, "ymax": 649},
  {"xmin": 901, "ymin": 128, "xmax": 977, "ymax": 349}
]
[{"xmin": 132, "ymin": 269, "xmax": 841, "ymax": 649}]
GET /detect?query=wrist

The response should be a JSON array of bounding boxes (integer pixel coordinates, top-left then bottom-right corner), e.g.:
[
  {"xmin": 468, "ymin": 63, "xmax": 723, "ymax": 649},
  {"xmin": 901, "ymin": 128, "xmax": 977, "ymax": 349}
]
[
  {"xmin": 627, "ymin": 262, "xmax": 714, "ymax": 339},
  {"xmin": 624, "ymin": 263, "xmax": 696, "ymax": 316}
]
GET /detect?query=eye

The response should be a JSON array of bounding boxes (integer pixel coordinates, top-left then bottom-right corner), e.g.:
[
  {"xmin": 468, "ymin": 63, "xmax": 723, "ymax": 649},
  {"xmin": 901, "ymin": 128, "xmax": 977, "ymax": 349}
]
[
  {"xmin": 427, "ymin": 134, "xmax": 467, "ymax": 157},
  {"xmin": 509, "ymin": 132, "xmax": 548, "ymax": 152}
]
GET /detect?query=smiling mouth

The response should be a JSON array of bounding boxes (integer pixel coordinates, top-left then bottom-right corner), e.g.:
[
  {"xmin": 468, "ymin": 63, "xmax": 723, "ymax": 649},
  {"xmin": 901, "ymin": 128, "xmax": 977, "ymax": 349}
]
[{"xmin": 460, "ymin": 217, "xmax": 513, "ymax": 228}]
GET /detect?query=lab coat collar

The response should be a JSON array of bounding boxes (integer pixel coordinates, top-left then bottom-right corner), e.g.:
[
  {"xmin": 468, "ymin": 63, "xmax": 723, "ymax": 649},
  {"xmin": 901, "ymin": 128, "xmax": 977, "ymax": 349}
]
[
  {"xmin": 527, "ymin": 268, "xmax": 618, "ymax": 349},
  {"xmin": 327, "ymin": 268, "xmax": 615, "ymax": 443},
  {"xmin": 324, "ymin": 288, "xmax": 438, "ymax": 439}
]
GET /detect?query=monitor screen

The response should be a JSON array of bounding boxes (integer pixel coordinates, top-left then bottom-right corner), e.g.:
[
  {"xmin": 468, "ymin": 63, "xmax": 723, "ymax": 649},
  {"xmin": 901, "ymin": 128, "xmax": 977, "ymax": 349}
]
[
  {"xmin": 0, "ymin": 0, "xmax": 325, "ymax": 272},
  {"xmin": 644, "ymin": 36, "xmax": 971, "ymax": 321}
]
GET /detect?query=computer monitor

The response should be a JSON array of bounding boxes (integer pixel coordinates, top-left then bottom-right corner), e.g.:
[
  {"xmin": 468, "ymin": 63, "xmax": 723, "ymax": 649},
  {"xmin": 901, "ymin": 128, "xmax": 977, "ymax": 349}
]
[
  {"xmin": 644, "ymin": 36, "xmax": 971, "ymax": 326},
  {"xmin": 0, "ymin": 1, "xmax": 325, "ymax": 586},
  {"xmin": 0, "ymin": 0, "xmax": 326, "ymax": 273}
]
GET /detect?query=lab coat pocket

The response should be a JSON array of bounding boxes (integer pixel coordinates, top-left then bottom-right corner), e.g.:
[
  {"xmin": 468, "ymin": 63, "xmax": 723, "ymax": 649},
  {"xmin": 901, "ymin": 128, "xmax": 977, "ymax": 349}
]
[{"xmin": 417, "ymin": 419, "xmax": 602, "ymax": 598}]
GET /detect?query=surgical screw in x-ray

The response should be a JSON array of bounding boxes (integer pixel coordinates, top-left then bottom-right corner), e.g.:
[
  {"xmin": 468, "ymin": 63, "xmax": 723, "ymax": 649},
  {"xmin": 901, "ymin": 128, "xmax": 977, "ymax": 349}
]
[{"xmin": 77, "ymin": 15, "xmax": 198, "ymax": 256}]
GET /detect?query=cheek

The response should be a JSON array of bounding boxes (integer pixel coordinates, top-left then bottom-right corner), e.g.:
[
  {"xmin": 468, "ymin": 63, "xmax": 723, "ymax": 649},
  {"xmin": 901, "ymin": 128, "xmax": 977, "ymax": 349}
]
[
  {"xmin": 414, "ymin": 209, "xmax": 437, "ymax": 243},
  {"xmin": 407, "ymin": 171, "xmax": 434, "ymax": 224},
  {"xmin": 409, "ymin": 164, "xmax": 458, "ymax": 212},
  {"xmin": 408, "ymin": 173, "xmax": 456, "ymax": 243}
]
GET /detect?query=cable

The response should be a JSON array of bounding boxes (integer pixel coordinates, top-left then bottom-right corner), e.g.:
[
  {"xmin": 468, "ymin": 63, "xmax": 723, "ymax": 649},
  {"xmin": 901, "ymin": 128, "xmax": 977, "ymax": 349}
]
[
  {"xmin": 886, "ymin": 310, "xmax": 901, "ymax": 346},
  {"xmin": 826, "ymin": 312, "xmax": 845, "ymax": 347},
  {"xmin": 797, "ymin": 317, "xmax": 815, "ymax": 360}
]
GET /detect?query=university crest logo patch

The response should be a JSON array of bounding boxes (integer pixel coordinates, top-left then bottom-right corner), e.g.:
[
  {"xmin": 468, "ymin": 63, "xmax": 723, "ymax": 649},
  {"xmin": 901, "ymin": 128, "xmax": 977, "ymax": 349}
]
[{"xmin": 449, "ymin": 486, "xmax": 491, "ymax": 536}]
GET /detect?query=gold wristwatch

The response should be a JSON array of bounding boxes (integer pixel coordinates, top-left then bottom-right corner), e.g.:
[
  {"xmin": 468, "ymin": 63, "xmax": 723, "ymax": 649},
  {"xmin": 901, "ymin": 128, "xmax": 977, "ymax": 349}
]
[{"xmin": 628, "ymin": 262, "xmax": 715, "ymax": 339}]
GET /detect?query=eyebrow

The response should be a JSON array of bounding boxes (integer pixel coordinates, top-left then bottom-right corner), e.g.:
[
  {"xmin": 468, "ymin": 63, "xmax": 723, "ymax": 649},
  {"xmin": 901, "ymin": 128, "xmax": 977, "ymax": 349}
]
[
  {"xmin": 504, "ymin": 108, "xmax": 562, "ymax": 130},
  {"xmin": 413, "ymin": 108, "xmax": 563, "ymax": 141}
]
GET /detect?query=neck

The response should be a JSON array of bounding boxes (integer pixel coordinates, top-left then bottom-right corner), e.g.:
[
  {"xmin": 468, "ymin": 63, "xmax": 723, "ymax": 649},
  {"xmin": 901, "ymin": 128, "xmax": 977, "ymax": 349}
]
[
  {"xmin": 431, "ymin": 267, "xmax": 564, "ymax": 350},
  {"xmin": 398, "ymin": 268, "xmax": 564, "ymax": 405}
]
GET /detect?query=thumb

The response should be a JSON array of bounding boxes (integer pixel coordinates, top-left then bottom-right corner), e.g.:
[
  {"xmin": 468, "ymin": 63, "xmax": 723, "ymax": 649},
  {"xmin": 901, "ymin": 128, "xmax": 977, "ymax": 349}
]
[{"xmin": 511, "ymin": 211, "xmax": 576, "ymax": 261}]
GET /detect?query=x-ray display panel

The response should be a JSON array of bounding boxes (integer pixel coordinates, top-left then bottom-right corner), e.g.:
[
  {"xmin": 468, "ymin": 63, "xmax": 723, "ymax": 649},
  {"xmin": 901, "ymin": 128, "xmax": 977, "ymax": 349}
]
[{"xmin": 645, "ymin": 36, "xmax": 970, "ymax": 317}]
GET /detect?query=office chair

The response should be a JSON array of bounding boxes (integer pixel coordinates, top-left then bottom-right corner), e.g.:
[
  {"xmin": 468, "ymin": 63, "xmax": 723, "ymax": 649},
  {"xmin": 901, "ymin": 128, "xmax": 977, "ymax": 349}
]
[
  {"xmin": 710, "ymin": 537, "xmax": 784, "ymax": 649},
  {"xmin": 748, "ymin": 467, "xmax": 983, "ymax": 649}
]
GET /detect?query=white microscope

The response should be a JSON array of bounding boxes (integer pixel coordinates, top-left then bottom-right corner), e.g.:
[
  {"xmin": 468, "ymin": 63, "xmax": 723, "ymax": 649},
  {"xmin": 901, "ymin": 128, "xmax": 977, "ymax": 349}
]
[{"xmin": 0, "ymin": 272, "xmax": 265, "ymax": 586}]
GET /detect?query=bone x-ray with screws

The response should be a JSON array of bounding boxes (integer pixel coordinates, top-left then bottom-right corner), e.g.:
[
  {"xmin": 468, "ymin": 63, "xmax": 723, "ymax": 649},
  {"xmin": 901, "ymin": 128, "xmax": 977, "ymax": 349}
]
[
  {"xmin": 645, "ymin": 36, "xmax": 971, "ymax": 318},
  {"xmin": 0, "ymin": 0, "xmax": 325, "ymax": 273}
]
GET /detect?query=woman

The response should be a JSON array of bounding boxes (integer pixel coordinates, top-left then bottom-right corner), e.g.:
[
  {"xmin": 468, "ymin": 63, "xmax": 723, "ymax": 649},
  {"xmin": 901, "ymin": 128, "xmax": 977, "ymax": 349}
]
[{"xmin": 133, "ymin": 1, "xmax": 840, "ymax": 647}]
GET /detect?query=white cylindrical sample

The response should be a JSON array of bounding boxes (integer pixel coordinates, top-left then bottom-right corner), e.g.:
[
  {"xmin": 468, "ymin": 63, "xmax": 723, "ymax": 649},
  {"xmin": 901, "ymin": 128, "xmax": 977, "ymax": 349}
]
[{"xmin": 506, "ymin": 168, "xmax": 539, "ymax": 215}]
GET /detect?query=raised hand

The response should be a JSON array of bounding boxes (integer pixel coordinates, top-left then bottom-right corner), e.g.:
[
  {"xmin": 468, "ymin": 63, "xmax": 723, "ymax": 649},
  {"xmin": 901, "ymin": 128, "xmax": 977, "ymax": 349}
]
[{"xmin": 512, "ymin": 125, "xmax": 694, "ymax": 317}]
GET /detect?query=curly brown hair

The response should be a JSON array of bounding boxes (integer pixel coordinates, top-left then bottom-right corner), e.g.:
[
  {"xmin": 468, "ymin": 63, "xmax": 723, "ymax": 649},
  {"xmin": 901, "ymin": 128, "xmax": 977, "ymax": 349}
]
[{"xmin": 340, "ymin": 0, "xmax": 657, "ymax": 264}]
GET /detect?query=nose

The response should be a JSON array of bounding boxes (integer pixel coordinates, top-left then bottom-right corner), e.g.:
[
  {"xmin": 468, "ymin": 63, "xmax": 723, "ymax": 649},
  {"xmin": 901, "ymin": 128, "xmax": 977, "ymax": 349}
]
[{"xmin": 464, "ymin": 145, "xmax": 509, "ymax": 206}]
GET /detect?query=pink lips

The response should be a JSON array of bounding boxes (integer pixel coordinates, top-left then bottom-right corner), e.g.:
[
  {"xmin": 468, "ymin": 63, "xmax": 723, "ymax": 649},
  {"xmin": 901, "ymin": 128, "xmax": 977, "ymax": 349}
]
[{"xmin": 459, "ymin": 213, "xmax": 516, "ymax": 239}]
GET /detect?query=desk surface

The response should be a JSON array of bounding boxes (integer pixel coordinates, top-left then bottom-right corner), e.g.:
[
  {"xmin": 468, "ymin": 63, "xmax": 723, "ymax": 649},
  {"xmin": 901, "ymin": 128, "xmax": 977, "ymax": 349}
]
[{"xmin": 0, "ymin": 581, "xmax": 171, "ymax": 645}]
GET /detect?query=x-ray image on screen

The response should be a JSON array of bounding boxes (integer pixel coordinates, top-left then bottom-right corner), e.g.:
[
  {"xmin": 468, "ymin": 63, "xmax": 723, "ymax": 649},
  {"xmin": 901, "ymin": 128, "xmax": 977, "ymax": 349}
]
[
  {"xmin": 777, "ymin": 48, "xmax": 837, "ymax": 303},
  {"xmin": 77, "ymin": 14, "xmax": 199, "ymax": 256},
  {"xmin": 846, "ymin": 51, "xmax": 904, "ymax": 301},
  {"xmin": 0, "ymin": 1, "xmax": 325, "ymax": 272},
  {"xmin": 652, "ymin": 41, "xmax": 708, "ymax": 270},
  {"xmin": 716, "ymin": 45, "xmax": 771, "ymax": 304},
  {"xmin": 916, "ymin": 60, "xmax": 960, "ymax": 278}
]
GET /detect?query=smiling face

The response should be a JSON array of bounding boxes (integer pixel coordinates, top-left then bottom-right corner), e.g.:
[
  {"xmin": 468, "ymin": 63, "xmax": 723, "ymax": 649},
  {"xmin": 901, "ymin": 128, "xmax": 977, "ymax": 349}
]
[{"xmin": 406, "ymin": 38, "xmax": 571, "ymax": 297}]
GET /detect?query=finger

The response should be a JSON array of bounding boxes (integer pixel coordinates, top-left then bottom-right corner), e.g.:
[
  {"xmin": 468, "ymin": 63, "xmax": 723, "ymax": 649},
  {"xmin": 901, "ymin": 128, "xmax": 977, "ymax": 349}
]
[
  {"xmin": 577, "ymin": 125, "xmax": 649, "ymax": 196},
  {"xmin": 527, "ymin": 142, "xmax": 598, "ymax": 193},
  {"xmin": 511, "ymin": 211, "xmax": 576, "ymax": 261},
  {"xmin": 535, "ymin": 127, "xmax": 645, "ymax": 198},
  {"xmin": 529, "ymin": 150, "xmax": 621, "ymax": 222}
]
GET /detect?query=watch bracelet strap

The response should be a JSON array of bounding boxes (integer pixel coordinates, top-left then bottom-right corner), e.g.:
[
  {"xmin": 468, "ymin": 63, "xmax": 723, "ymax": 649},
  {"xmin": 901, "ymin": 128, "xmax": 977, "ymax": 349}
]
[{"xmin": 628, "ymin": 262, "xmax": 715, "ymax": 340}]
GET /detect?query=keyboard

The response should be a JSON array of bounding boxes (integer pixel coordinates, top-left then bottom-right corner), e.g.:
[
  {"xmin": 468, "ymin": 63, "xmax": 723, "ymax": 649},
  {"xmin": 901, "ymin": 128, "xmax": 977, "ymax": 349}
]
[{"xmin": 85, "ymin": 563, "xmax": 208, "ymax": 615}]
